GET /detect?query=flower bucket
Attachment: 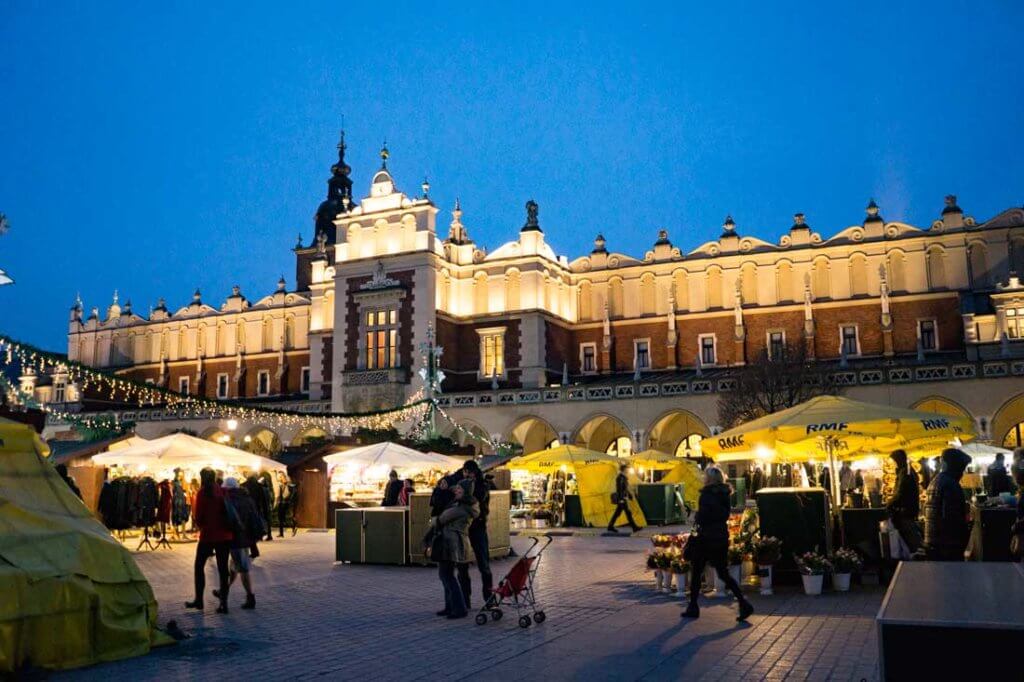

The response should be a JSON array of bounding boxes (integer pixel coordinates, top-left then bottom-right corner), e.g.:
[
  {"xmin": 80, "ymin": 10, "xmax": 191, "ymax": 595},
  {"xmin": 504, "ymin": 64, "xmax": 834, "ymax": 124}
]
[
  {"xmin": 675, "ymin": 572, "xmax": 687, "ymax": 597},
  {"xmin": 801, "ymin": 573, "xmax": 824, "ymax": 595},
  {"xmin": 758, "ymin": 564, "xmax": 773, "ymax": 596},
  {"xmin": 833, "ymin": 572, "xmax": 851, "ymax": 592},
  {"xmin": 663, "ymin": 571, "xmax": 675, "ymax": 592},
  {"xmin": 654, "ymin": 569, "xmax": 664, "ymax": 591},
  {"xmin": 729, "ymin": 564, "xmax": 741, "ymax": 586},
  {"xmin": 742, "ymin": 559, "xmax": 755, "ymax": 584}
]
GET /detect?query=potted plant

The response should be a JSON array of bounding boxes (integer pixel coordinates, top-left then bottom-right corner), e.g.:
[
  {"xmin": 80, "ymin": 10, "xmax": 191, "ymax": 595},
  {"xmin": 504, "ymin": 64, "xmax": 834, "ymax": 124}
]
[
  {"xmin": 656, "ymin": 551, "xmax": 675, "ymax": 591},
  {"xmin": 753, "ymin": 536, "xmax": 782, "ymax": 595},
  {"xmin": 670, "ymin": 555, "xmax": 690, "ymax": 597},
  {"xmin": 830, "ymin": 548, "xmax": 863, "ymax": 592},
  {"xmin": 727, "ymin": 544, "xmax": 745, "ymax": 586},
  {"xmin": 794, "ymin": 550, "xmax": 831, "ymax": 595},
  {"xmin": 646, "ymin": 551, "xmax": 663, "ymax": 590}
]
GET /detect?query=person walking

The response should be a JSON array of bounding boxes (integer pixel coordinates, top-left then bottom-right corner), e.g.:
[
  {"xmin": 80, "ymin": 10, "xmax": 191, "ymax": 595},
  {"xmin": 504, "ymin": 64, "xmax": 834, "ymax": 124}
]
[
  {"xmin": 923, "ymin": 448, "xmax": 972, "ymax": 561},
  {"xmin": 986, "ymin": 453, "xmax": 1016, "ymax": 496},
  {"xmin": 242, "ymin": 474, "xmax": 272, "ymax": 547},
  {"xmin": 427, "ymin": 479, "xmax": 480, "ymax": 620},
  {"xmin": 186, "ymin": 468, "xmax": 233, "ymax": 613},
  {"xmin": 885, "ymin": 449, "xmax": 923, "ymax": 554},
  {"xmin": 382, "ymin": 470, "xmax": 403, "ymax": 506},
  {"xmin": 607, "ymin": 463, "xmax": 642, "ymax": 533},
  {"xmin": 214, "ymin": 478, "xmax": 261, "ymax": 609},
  {"xmin": 462, "ymin": 460, "xmax": 494, "ymax": 604},
  {"xmin": 681, "ymin": 466, "xmax": 753, "ymax": 621},
  {"xmin": 276, "ymin": 473, "xmax": 298, "ymax": 537}
]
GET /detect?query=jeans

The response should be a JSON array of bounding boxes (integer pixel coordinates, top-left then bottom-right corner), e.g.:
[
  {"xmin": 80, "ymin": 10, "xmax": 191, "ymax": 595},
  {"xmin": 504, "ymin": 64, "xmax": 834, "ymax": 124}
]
[
  {"xmin": 608, "ymin": 501, "xmax": 639, "ymax": 530},
  {"xmin": 194, "ymin": 540, "xmax": 230, "ymax": 604},
  {"xmin": 468, "ymin": 524, "xmax": 493, "ymax": 600},
  {"xmin": 438, "ymin": 560, "xmax": 468, "ymax": 616}
]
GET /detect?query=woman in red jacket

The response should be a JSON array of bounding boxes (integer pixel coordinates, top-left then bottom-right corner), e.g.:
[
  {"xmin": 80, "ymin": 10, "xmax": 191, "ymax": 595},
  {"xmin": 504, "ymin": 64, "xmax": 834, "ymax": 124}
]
[{"xmin": 185, "ymin": 468, "xmax": 234, "ymax": 613}]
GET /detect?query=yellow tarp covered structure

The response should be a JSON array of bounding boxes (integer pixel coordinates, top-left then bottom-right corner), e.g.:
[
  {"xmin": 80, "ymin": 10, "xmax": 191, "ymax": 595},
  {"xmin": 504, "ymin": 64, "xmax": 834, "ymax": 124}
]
[
  {"xmin": 575, "ymin": 461, "xmax": 647, "ymax": 529},
  {"xmin": 658, "ymin": 459, "xmax": 703, "ymax": 511},
  {"xmin": 507, "ymin": 445, "xmax": 621, "ymax": 473},
  {"xmin": 0, "ymin": 423, "xmax": 167, "ymax": 673},
  {"xmin": 629, "ymin": 449, "xmax": 680, "ymax": 471}
]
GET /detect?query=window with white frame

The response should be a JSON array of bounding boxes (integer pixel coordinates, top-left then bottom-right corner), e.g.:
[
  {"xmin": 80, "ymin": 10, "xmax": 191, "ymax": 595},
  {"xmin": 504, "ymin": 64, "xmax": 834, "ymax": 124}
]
[
  {"xmin": 767, "ymin": 330, "xmax": 786, "ymax": 360},
  {"xmin": 840, "ymin": 325, "xmax": 860, "ymax": 356},
  {"xmin": 580, "ymin": 342, "xmax": 597, "ymax": 373},
  {"xmin": 301, "ymin": 366, "xmax": 311, "ymax": 394},
  {"xmin": 364, "ymin": 308, "xmax": 399, "ymax": 370},
  {"xmin": 478, "ymin": 327, "xmax": 505, "ymax": 377},
  {"xmin": 699, "ymin": 334, "xmax": 717, "ymax": 365},
  {"xmin": 53, "ymin": 380, "xmax": 66, "ymax": 403},
  {"xmin": 634, "ymin": 339, "xmax": 651, "ymax": 370},
  {"xmin": 256, "ymin": 370, "xmax": 271, "ymax": 396},
  {"xmin": 216, "ymin": 373, "xmax": 229, "ymax": 399},
  {"xmin": 917, "ymin": 319, "xmax": 938, "ymax": 351},
  {"xmin": 1006, "ymin": 306, "xmax": 1024, "ymax": 339},
  {"xmin": 178, "ymin": 376, "xmax": 190, "ymax": 395}
]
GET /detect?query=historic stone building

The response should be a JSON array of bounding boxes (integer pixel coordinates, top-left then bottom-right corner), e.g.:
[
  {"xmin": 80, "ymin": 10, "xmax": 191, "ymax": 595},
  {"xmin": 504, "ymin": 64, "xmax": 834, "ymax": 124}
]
[{"xmin": 43, "ymin": 133, "xmax": 1024, "ymax": 460}]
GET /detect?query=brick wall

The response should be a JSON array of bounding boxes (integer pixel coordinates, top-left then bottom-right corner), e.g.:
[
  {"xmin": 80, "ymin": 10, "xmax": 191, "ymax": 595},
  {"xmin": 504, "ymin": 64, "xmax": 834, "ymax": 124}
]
[
  {"xmin": 437, "ymin": 316, "xmax": 522, "ymax": 391},
  {"xmin": 342, "ymin": 269, "xmax": 415, "ymax": 373}
]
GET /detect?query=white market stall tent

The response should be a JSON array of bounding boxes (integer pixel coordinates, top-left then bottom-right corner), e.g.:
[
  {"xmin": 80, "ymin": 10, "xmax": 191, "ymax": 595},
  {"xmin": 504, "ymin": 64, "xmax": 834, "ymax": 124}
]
[
  {"xmin": 92, "ymin": 432, "xmax": 287, "ymax": 476},
  {"xmin": 322, "ymin": 442, "xmax": 465, "ymax": 505}
]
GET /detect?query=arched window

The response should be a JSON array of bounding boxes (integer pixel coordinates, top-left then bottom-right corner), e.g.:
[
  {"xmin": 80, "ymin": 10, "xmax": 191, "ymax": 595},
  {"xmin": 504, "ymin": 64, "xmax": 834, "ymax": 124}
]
[
  {"xmin": 672, "ymin": 269, "xmax": 688, "ymax": 311},
  {"xmin": 887, "ymin": 251, "xmax": 907, "ymax": 293},
  {"xmin": 639, "ymin": 273, "xmax": 656, "ymax": 315},
  {"xmin": 812, "ymin": 258, "xmax": 831, "ymax": 300},
  {"xmin": 969, "ymin": 243, "xmax": 990, "ymax": 289},
  {"xmin": 740, "ymin": 263, "xmax": 758, "ymax": 305},
  {"xmin": 927, "ymin": 247, "xmax": 947, "ymax": 290},
  {"xmin": 474, "ymin": 272, "xmax": 489, "ymax": 314},
  {"xmin": 850, "ymin": 254, "xmax": 869, "ymax": 297},
  {"xmin": 505, "ymin": 269, "xmax": 521, "ymax": 311},
  {"xmin": 673, "ymin": 433, "xmax": 704, "ymax": 458},
  {"xmin": 608, "ymin": 277, "xmax": 624, "ymax": 317},
  {"xmin": 606, "ymin": 435, "xmax": 633, "ymax": 458},
  {"xmin": 776, "ymin": 261, "xmax": 794, "ymax": 303},
  {"xmin": 578, "ymin": 279, "xmax": 593, "ymax": 321},
  {"xmin": 1003, "ymin": 421, "xmax": 1024, "ymax": 449},
  {"xmin": 706, "ymin": 267, "xmax": 722, "ymax": 309}
]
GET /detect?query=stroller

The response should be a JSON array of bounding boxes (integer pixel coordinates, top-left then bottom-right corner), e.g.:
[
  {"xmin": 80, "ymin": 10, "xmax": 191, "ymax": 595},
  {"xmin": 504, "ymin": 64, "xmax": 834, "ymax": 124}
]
[{"xmin": 476, "ymin": 534, "xmax": 553, "ymax": 628}]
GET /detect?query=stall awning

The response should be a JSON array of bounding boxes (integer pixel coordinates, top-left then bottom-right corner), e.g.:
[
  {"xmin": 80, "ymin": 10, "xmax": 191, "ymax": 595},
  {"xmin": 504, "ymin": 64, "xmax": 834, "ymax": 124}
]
[
  {"xmin": 91, "ymin": 433, "xmax": 286, "ymax": 473},
  {"xmin": 321, "ymin": 442, "xmax": 464, "ymax": 477}
]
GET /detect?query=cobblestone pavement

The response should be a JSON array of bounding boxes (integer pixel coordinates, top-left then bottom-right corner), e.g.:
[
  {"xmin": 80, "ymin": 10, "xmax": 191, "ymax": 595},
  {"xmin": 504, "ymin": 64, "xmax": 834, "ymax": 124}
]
[{"xmin": 59, "ymin": 531, "xmax": 881, "ymax": 681}]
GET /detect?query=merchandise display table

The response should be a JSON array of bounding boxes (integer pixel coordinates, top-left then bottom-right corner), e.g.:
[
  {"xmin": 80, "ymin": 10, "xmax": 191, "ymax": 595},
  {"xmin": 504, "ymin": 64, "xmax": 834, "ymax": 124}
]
[{"xmin": 877, "ymin": 562, "xmax": 1024, "ymax": 679}]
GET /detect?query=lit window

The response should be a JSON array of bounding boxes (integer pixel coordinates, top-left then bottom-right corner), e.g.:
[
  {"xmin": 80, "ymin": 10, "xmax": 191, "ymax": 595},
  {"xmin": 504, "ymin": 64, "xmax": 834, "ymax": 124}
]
[
  {"xmin": 580, "ymin": 343, "xmax": 597, "ymax": 373},
  {"xmin": 699, "ymin": 335, "xmax": 717, "ymax": 365},
  {"xmin": 768, "ymin": 331, "xmax": 785, "ymax": 360},
  {"xmin": 257, "ymin": 370, "xmax": 270, "ymax": 396},
  {"xmin": 178, "ymin": 376, "xmax": 190, "ymax": 395},
  {"xmin": 674, "ymin": 433, "xmax": 704, "ymax": 458},
  {"xmin": 216, "ymin": 373, "xmax": 229, "ymax": 399},
  {"xmin": 364, "ymin": 307, "xmax": 399, "ymax": 369},
  {"xmin": 53, "ymin": 381, "xmax": 66, "ymax": 403},
  {"xmin": 1007, "ymin": 307, "xmax": 1024, "ymax": 339},
  {"xmin": 479, "ymin": 328, "xmax": 506, "ymax": 377},
  {"xmin": 841, "ymin": 325, "xmax": 859, "ymax": 356},
  {"xmin": 918, "ymin": 320, "xmax": 937, "ymax": 351},
  {"xmin": 301, "ymin": 367, "xmax": 311, "ymax": 394},
  {"xmin": 634, "ymin": 340, "xmax": 650, "ymax": 370}
]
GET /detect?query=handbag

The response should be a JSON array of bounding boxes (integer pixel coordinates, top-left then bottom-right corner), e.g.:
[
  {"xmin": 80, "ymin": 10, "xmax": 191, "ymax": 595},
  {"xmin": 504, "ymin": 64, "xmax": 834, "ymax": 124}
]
[
  {"xmin": 610, "ymin": 492, "xmax": 619, "ymax": 505},
  {"xmin": 682, "ymin": 532, "xmax": 702, "ymax": 562}
]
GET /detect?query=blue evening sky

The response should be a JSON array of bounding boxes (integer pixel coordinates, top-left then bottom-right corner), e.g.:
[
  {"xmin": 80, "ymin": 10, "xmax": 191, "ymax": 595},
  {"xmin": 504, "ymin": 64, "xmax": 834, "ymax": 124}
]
[{"xmin": 1, "ymin": 1, "xmax": 1022, "ymax": 351}]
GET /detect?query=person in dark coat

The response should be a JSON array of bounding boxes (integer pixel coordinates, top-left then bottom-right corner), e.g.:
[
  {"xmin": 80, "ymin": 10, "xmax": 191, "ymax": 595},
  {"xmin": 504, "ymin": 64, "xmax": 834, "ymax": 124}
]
[
  {"xmin": 215, "ymin": 478, "xmax": 260, "ymax": 609},
  {"xmin": 429, "ymin": 471, "xmax": 462, "ymax": 517},
  {"xmin": 427, "ymin": 479, "xmax": 479, "ymax": 619},
  {"xmin": 923, "ymin": 448, "xmax": 971, "ymax": 561},
  {"xmin": 682, "ymin": 467, "xmax": 753, "ymax": 621},
  {"xmin": 186, "ymin": 468, "xmax": 233, "ymax": 613},
  {"xmin": 986, "ymin": 453, "xmax": 1016, "ymax": 496},
  {"xmin": 461, "ymin": 461, "xmax": 493, "ymax": 602},
  {"xmin": 55, "ymin": 464, "xmax": 82, "ymax": 500},
  {"xmin": 242, "ymin": 474, "xmax": 271, "ymax": 546},
  {"xmin": 885, "ymin": 449, "xmax": 922, "ymax": 553},
  {"xmin": 607, "ymin": 463, "xmax": 642, "ymax": 533},
  {"xmin": 382, "ymin": 470, "xmax": 403, "ymax": 506}
]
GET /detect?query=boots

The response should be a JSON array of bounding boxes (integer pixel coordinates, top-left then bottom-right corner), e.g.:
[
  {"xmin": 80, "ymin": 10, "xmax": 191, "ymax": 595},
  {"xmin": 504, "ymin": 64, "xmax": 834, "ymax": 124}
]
[
  {"xmin": 184, "ymin": 599, "xmax": 202, "ymax": 610},
  {"xmin": 681, "ymin": 601, "xmax": 700, "ymax": 618},
  {"xmin": 737, "ymin": 599, "xmax": 754, "ymax": 622},
  {"xmin": 242, "ymin": 594, "xmax": 256, "ymax": 610}
]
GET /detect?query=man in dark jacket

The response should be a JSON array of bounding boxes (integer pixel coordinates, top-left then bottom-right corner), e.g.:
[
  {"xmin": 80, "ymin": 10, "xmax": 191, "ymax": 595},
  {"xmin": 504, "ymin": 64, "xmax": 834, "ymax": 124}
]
[
  {"xmin": 986, "ymin": 453, "xmax": 1017, "ymax": 496},
  {"xmin": 217, "ymin": 478, "xmax": 261, "ymax": 609},
  {"xmin": 923, "ymin": 448, "xmax": 971, "ymax": 561},
  {"xmin": 427, "ymin": 479, "xmax": 479, "ymax": 619},
  {"xmin": 461, "ymin": 461, "xmax": 493, "ymax": 602},
  {"xmin": 607, "ymin": 463, "xmax": 642, "ymax": 533},
  {"xmin": 885, "ymin": 449, "xmax": 922, "ymax": 553},
  {"xmin": 382, "ymin": 470, "xmax": 403, "ymax": 506},
  {"xmin": 242, "ymin": 475, "xmax": 270, "ymax": 552}
]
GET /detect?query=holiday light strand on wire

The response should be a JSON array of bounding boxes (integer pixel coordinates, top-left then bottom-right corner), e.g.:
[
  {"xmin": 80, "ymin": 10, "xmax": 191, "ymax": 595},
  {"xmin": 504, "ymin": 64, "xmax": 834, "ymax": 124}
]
[
  {"xmin": 0, "ymin": 334, "xmax": 431, "ymax": 433},
  {"xmin": 0, "ymin": 373, "xmax": 126, "ymax": 431},
  {"xmin": 433, "ymin": 404, "xmax": 512, "ymax": 452}
]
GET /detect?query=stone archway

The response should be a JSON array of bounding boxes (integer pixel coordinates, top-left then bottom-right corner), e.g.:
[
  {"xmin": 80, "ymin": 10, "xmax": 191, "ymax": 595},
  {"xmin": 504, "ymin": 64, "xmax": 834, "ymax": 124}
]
[
  {"xmin": 911, "ymin": 396, "xmax": 972, "ymax": 419},
  {"xmin": 646, "ymin": 409, "xmax": 711, "ymax": 456},
  {"xmin": 291, "ymin": 426, "xmax": 329, "ymax": 447},
  {"xmin": 573, "ymin": 413, "xmax": 631, "ymax": 456},
  {"xmin": 508, "ymin": 416, "xmax": 560, "ymax": 456},
  {"xmin": 242, "ymin": 426, "xmax": 282, "ymax": 457}
]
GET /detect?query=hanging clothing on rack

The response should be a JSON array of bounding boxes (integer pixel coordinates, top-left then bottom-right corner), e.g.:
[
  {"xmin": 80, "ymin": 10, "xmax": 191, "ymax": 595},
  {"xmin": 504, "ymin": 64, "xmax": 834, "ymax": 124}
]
[
  {"xmin": 172, "ymin": 478, "xmax": 190, "ymax": 526},
  {"xmin": 137, "ymin": 476, "xmax": 159, "ymax": 527},
  {"xmin": 157, "ymin": 480, "xmax": 173, "ymax": 524}
]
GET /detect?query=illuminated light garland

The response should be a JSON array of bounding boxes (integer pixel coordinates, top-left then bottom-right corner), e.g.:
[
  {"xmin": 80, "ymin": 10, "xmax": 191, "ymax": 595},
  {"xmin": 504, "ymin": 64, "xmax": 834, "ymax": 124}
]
[{"xmin": 433, "ymin": 404, "xmax": 513, "ymax": 453}]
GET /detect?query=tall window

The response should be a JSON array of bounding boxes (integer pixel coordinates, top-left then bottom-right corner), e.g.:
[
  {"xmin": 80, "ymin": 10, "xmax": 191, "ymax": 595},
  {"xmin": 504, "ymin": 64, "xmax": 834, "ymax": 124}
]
[
  {"xmin": 257, "ymin": 370, "xmax": 270, "ymax": 396},
  {"xmin": 768, "ymin": 331, "xmax": 785, "ymax": 360},
  {"xmin": 634, "ymin": 339, "xmax": 650, "ymax": 370},
  {"xmin": 479, "ymin": 329, "xmax": 505, "ymax": 377},
  {"xmin": 365, "ymin": 309, "xmax": 399, "ymax": 369},
  {"xmin": 1006, "ymin": 307, "xmax": 1024, "ymax": 339},
  {"xmin": 301, "ymin": 367, "xmax": 311, "ymax": 394},
  {"xmin": 216, "ymin": 373, "xmax": 229, "ymax": 399},
  {"xmin": 580, "ymin": 343, "xmax": 597, "ymax": 373},
  {"xmin": 178, "ymin": 376, "xmax": 190, "ymax": 395},
  {"xmin": 53, "ymin": 380, "xmax": 66, "ymax": 404},
  {"xmin": 699, "ymin": 334, "xmax": 717, "ymax": 365},
  {"xmin": 918, "ymin": 320, "xmax": 937, "ymax": 351},
  {"xmin": 841, "ymin": 325, "xmax": 860, "ymax": 356}
]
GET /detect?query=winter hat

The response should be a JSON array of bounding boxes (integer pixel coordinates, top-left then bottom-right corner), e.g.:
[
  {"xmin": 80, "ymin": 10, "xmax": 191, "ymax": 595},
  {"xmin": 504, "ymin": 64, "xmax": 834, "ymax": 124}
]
[{"xmin": 223, "ymin": 477, "xmax": 240, "ymax": 489}]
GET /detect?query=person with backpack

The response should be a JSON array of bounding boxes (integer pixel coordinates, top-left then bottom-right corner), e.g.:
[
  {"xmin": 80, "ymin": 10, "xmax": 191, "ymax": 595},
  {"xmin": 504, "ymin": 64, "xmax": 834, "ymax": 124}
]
[{"xmin": 217, "ymin": 477, "xmax": 261, "ymax": 610}]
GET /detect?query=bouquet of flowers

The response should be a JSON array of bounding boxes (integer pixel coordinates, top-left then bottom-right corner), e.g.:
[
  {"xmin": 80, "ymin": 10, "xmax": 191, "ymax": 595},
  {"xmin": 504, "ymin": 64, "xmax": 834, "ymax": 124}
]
[
  {"xmin": 794, "ymin": 550, "xmax": 831, "ymax": 576},
  {"xmin": 830, "ymin": 548, "xmax": 863, "ymax": 574},
  {"xmin": 727, "ymin": 543, "xmax": 746, "ymax": 566},
  {"xmin": 734, "ymin": 507, "xmax": 760, "ymax": 554},
  {"xmin": 654, "ymin": 550, "xmax": 674, "ymax": 571},
  {"xmin": 645, "ymin": 551, "xmax": 658, "ymax": 570},
  {"xmin": 753, "ymin": 536, "xmax": 782, "ymax": 565},
  {"xmin": 651, "ymin": 534, "xmax": 674, "ymax": 548},
  {"xmin": 670, "ymin": 555, "xmax": 691, "ymax": 574}
]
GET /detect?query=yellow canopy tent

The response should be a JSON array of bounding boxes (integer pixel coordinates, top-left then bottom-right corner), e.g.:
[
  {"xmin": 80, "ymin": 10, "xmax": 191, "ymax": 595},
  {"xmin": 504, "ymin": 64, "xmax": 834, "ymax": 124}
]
[
  {"xmin": 658, "ymin": 458, "xmax": 703, "ymax": 511},
  {"xmin": 574, "ymin": 461, "xmax": 647, "ymax": 529},
  {"xmin": 701, "ymin": 395, "xmax": 975, "ymax": 503},
  {"xmin": 0, "ymin": 423, "xmax": 168, "ymax": 673},
  {"xmin": 506, "ymin": 445, "xmax": 620, "ymax": 474},
  {"xmin": 629, "ymin": 449, "xmax": 680, "ymax": 471}
]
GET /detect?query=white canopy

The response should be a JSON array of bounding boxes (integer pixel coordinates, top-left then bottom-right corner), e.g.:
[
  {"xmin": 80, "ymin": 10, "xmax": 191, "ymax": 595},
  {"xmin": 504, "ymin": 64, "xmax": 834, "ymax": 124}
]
[
  {"xmin": 91, "ymin": 433, "xmax": 286, "ymax": 474},
  {"xmin": 322, "ymin": 442, "xmax": 464, "ymax": 480}
]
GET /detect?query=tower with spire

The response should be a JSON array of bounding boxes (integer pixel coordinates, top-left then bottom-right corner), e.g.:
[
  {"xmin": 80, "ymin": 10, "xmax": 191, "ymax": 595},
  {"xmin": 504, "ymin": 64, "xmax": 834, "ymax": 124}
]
[{"xmin": 314, "ymin": 129, "xmax": 356, "ymax": 241}]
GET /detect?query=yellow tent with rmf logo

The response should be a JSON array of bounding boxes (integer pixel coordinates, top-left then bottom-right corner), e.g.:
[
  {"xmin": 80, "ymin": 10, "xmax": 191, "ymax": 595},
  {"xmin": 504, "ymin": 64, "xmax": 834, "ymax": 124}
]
[
  {"xmin": 700, "ymin": 395, "xmax": 975, "ymax": 503},
  {"xmin": 507, "ymin": 445, "xmax": 620, "ymax": 474}
]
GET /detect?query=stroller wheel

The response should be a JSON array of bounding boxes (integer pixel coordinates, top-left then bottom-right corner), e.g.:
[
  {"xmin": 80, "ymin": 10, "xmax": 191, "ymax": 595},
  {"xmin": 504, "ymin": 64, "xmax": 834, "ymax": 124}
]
[
  {"xmin": 475, "ymin": 613, "xmax": 488, "ymax": 625},
  {"xmin": 519, "ymin": 615, "xmax": 532, "ymax": 628},
  {"xmin": 491, "ymin": 609, "xmax": 503, "ymax": 621},
  {"xmin": 533, "ymin": 610, "xmax": 546, "ymax": 624}
]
